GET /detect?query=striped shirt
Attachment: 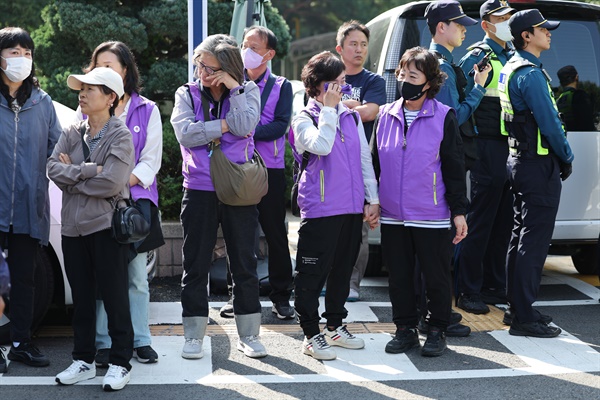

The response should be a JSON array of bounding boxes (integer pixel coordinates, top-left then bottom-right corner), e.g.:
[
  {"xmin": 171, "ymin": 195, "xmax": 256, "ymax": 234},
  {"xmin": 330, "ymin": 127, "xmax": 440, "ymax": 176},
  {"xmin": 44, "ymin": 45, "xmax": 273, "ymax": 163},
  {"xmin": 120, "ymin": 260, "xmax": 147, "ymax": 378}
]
[
  {"xmin": 85, "ymin": 120, "xmax": 110, "ymax": 155},
  {"xmin": 380, "ymin": 107, "xmax": 451, "ymax": 229}
]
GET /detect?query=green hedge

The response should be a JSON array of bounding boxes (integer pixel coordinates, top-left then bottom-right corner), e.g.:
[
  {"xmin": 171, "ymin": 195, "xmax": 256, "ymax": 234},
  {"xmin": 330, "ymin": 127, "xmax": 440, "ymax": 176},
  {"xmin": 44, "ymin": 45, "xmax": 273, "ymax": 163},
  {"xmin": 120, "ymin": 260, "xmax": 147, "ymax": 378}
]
[{"xmin": 158, "ymin": 121, "xmax": 295, "ymax": 221}]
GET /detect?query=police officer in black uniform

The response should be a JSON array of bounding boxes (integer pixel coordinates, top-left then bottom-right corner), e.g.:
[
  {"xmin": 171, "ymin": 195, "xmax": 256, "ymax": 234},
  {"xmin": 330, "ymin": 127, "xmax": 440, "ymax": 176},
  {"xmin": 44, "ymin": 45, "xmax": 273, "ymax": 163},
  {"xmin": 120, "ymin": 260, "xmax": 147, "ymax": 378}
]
[
  {"xmin": 498, "ymin": 9, "xmax": 574, "ymax": 338},
  {"xmin": 455, "ymin": 0, "xmax": 516, "ymax": 315}
]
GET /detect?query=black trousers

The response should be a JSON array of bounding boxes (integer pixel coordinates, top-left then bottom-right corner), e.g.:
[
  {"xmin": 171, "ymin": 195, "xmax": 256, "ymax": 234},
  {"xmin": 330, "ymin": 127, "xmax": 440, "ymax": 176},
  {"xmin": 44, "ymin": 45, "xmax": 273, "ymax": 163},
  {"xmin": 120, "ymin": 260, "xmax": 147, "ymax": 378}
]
[
  {"xmin": 506, "ymin": 155, "xmax": 561, "ymax": 323},
  {"xmin": 382, "ymin": 224, "xmax": 452, "ymax": 330},
  {"xmin": 181, "ymin": 189, "xmax": 261, "ymax": 317},
  {"xmin": 0, "ymin": 230, "xmax": 38, "ymax": 342},
  {"xmin": 457, "ymin": 138, "xmax": 513, "ymax": 295},
  {"xmin": 62, "ymin": 230, "xmax": 133, "ymax": 369},
  {"xmin": 256, "ymin": 168, "xmax": 293, "ymax": 302},
  {"xmin": 294, "ymin": 213, "xmax": 363, "ymax": 337}
]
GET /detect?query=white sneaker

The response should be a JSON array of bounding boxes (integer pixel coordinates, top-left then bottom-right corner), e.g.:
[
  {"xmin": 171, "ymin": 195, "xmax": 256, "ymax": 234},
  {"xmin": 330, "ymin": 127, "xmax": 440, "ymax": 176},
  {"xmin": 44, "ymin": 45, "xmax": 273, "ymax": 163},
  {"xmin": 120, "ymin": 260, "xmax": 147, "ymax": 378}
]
[
  {"xmin": 237, "ymin": 335, "xmax": 267, "ymax": 358},
  {"xmin": 323, "ymin": 325, "xmax": 365, "ymax": 349},
  {"xmin": 55, "ymin": 360, "xmax": 96, "ymax": 385},
  {"xmin": 102, "ymin": 364, "xmax": 130, "ymax": 391},
  {"xmin": 181, "ymin": 338, "xmax": 203, "ymax": 359},
  {"xmin": 347, "ymin": 288, "xmax": 360, "ymax": 302},
  {"xmin": 303, "ymin": 334, "xmax": 336, "ymax": 360}
]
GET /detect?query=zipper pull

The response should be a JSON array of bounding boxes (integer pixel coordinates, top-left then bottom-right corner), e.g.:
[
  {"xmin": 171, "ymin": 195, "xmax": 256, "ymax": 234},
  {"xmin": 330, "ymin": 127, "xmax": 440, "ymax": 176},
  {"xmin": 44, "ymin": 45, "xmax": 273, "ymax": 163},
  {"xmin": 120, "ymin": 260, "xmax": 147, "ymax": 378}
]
[
  {"xmin": 208, "ymin": 142, "xmax": 213, "ymax": 158},
  {"xmin": 402, "ymin": 136, "xmax": 407, "ymax": 148},
  {"xmin": 341, "ymin": 133, "xmax": 345, "ymax": 142}
]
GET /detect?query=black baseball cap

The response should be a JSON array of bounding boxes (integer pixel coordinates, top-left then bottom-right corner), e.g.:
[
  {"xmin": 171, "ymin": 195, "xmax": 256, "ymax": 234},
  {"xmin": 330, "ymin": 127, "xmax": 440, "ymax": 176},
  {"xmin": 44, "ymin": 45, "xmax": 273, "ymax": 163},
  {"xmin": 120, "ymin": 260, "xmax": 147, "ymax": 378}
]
[
  {"xmin": 480, "ymin": 0, "xmax": 516, "ymax": 19},
  {"xmin": 508, "ymin": 9, "xmax": 560, "ymax": 36},
  {"xmin": 425, "ymin": 1, "xmax": 478, "ymax": 27}
]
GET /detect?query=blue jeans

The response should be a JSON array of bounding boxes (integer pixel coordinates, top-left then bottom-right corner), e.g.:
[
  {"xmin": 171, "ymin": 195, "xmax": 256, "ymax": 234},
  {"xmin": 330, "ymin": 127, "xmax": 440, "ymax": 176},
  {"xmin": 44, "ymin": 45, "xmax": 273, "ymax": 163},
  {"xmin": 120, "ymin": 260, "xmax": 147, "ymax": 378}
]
[
  {"xmin": 181, "ymin": 189, "xmax": 261, "ymax": 317},
  {"xmin": 96, "ymin": 252, "xmax": 151, "ymax": 349}
]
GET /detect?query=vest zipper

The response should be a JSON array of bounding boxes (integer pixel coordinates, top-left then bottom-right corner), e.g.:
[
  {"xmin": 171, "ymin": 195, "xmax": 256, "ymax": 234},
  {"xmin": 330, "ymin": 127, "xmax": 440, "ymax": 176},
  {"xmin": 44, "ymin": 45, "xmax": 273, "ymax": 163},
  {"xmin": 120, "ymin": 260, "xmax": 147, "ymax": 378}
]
[
  {"xmin": 320, "ymin": 168, "xmax": 324, "ymax": 202},
  {"xmin": 433, "ymin": 172, "xmax": 438, "ymax": 205},
  {"xmin": 9, "ymin": 104, "xmax": 21, "ymax": 225}
]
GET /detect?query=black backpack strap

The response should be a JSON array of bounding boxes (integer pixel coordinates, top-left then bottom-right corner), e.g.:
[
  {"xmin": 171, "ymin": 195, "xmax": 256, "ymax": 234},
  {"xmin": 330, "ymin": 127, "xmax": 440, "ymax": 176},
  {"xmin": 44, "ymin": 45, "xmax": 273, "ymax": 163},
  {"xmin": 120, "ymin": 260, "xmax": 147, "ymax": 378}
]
[
  {"xmin": 297, "ymin": 109, "xmax": 315, "ymax": 174},
  {"xmin": 260, "ymin": 74, "xmax": 277, "ymax": 113},
  {"xmin": 199, "ymin": 91, "xmax": 211, "ymax": 122}
]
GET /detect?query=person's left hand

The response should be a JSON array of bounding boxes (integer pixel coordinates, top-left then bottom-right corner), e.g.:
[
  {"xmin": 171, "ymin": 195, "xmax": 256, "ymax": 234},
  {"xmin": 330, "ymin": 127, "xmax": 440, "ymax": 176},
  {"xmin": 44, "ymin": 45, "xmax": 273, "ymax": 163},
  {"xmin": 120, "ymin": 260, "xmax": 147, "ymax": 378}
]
[
  {"xmin": 364, "ymin": 203, "xmax": 380, "ymax": 229},
  {"xmin": 207, "ymin": 71, "xmax": 240, "ymax": 90},
  {"xmin": 59, "ymin": 153, "xmax": 72, "ymax": 164},
  {"xmin": 452, "ymin": 215, "xmax": 468, "ymax": 244}
]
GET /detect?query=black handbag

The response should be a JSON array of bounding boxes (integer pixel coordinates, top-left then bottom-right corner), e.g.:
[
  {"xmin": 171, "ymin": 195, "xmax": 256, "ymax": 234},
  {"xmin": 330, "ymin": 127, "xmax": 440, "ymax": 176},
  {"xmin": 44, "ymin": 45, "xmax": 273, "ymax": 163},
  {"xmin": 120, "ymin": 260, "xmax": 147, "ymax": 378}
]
[
  {"xmin": 111, "ymin": 198, "xmax": 151, "ymax": 244},
  {"xmin": 136, "ymin": 202, "xmax": 165, "ymax": 253}
]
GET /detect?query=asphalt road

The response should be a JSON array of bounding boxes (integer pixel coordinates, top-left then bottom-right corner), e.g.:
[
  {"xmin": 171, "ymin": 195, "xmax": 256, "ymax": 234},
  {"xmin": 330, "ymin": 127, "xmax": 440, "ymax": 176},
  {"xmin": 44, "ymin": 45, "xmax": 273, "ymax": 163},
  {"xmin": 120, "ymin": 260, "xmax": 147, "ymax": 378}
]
[{"xmin": 1, "ymin": 256, "xmax": 599, "ymax": 399}]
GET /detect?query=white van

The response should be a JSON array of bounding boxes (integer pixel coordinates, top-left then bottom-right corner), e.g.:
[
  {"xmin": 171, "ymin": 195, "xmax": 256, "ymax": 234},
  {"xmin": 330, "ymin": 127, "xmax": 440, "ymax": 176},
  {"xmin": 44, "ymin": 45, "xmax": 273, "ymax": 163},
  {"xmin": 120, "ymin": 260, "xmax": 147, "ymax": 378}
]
[{"xmin": 364, "ymin": 0, "xmax": 600, "ymax": 275}]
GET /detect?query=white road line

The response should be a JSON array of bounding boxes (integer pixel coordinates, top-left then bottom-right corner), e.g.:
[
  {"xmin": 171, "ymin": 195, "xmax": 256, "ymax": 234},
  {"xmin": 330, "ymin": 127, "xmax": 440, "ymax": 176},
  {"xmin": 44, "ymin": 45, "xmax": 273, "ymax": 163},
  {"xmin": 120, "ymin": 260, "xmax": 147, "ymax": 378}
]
[{"xmin": 1, "ymin": 330, "xmax": 598, "ymax": 386}]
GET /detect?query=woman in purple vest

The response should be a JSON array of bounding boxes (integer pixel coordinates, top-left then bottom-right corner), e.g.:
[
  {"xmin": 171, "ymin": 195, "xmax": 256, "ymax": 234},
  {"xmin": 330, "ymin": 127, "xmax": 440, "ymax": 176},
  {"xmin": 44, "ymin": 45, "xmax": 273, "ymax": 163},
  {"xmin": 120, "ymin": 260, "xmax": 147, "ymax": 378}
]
[
  {"xmin": 374, "ymin": 47, "xmax": 468, "ymax": 358},
  {"xmin": 74, "ymin": 41, "xmax": 163, "ymax": 368},
  {"xmin": 170, "ymin": 34, "xmax": 265, "ymax": 359},
  {"xmin": 290, "ymin": 51, "xmax": 379, "ymax": 361}
]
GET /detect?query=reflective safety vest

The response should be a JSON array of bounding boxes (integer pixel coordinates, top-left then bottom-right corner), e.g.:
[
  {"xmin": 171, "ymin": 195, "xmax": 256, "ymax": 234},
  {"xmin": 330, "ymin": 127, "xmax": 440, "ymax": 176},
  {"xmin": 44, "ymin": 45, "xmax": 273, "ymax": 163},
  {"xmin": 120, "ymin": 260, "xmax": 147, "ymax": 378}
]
[
  {"xmin": 466, "ymin": 42, "xmax": 505, "ymax": 137},
  {"xmin": 498, "ymin": 56, "xmax": 560, "ymax": 156},
  {"xmin": 556, "ymin": 87, "xmax": 575, "ymax": 127}
]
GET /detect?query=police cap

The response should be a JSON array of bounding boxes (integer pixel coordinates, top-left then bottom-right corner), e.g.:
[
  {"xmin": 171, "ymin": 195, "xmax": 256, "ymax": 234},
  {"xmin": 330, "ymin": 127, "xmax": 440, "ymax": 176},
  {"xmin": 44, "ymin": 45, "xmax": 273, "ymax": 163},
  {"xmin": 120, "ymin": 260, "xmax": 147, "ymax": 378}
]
[
  {"xmin": 480, "ymin": 0, "xmax": 516, "ymax": 19},
  {"xmin": 425, "ymin": 1, "xmax": 478, "ymax": 27},
  {"xmin": 508, "ymin": 9, "xmax": 560, "ymax": 36}
]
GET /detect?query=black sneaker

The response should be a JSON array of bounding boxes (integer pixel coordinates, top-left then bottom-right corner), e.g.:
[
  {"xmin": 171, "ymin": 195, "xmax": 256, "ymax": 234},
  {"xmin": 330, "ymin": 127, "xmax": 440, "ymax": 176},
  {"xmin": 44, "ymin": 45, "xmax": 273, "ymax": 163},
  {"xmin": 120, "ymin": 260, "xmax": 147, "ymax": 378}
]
[
  {"xmin": 509, "ymin": 320, "xmax": 561, "ymax": 338},
  {"xmin": 95, "ymin": 348, "xmax": 110, "ymax": 368},
  {"xmin": 134, "ymin": 345, "xmax": 158, "ymax": 364},
  {"xmin": 272, "ymin": 301, "xmax": 295, "ymax": 320},
  {"xmin": 7, "ymin": 341, "xmax": 49, "ymax": 367},
  {"xmin": 450, "ymin": 310, "xmax": 463, "ymax": 325},
  {"xmin": 0, "ymin": 346, "xmax": 7, "ymax": 373},
  {"xmin": 421, "ymin": 327, "xmax": 447, "ymax": 357},
  {"xmin": 503, "ymin": 309, "xmax": 552, "ymax": 326},
  {"xmin": 219, "ymin": 297, "xmax": 234, "ymax": 318},
  {"xmin": 457, "ymin": 294, "xmax": 490, "ymax": 315},
  {"xmin": 385, "ymin": 326, "xmax": 420, "ymax": 354},
  {"xmin": 419, "ymin": 318, "xmax": 471, "ymax": 337}
]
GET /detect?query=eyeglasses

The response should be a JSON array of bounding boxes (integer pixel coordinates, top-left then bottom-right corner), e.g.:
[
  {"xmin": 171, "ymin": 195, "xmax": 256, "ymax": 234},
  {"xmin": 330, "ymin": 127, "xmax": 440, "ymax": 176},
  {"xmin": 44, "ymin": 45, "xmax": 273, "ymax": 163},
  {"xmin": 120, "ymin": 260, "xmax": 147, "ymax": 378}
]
[{"xmin": 197, "ymin": 61, "xmax": 221, "ymax": 75}]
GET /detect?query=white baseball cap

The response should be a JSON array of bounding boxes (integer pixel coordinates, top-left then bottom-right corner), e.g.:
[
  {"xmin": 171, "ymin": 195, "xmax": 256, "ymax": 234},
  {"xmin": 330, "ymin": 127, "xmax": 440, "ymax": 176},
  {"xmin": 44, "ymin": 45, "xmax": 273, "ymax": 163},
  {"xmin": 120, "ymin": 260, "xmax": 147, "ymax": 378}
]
[{"xmin": 67, "ymin": 67, "xmax": 125, "ymax": 98}]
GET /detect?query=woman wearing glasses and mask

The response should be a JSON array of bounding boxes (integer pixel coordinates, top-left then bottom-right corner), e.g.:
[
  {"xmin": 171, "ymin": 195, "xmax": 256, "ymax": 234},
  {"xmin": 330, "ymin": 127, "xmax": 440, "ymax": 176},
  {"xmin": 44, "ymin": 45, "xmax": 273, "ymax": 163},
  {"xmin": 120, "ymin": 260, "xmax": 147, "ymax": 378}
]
[
  {"xmin": 0, "ymin": 27, "xmax": 61, "ymax": 372},
  {"xmin": 170, "ymin": 34, "xmax": 264, "ymax": 360}
]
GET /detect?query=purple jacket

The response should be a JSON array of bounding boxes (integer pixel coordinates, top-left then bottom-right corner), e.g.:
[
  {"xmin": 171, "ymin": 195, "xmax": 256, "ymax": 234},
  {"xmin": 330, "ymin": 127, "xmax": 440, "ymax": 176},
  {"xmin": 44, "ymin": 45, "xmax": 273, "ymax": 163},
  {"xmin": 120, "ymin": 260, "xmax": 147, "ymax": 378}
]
[
  {"xmin": 290, "ymin": 100, "xmax": 364, "ymax": 219},
  {"xmin": 127, "ymin": 93, "xmax": 159, "ymax": 206},
  {"xmin": 376, "ymin": 98, "xmax": 452, "ymax": 220},
  {"xmin": 254, "ymin": 70, "xmax": 289, "ymax": 169},
  {"xmin": 183, "ymin": 83, "xmax": 255, "ymax": 191}
]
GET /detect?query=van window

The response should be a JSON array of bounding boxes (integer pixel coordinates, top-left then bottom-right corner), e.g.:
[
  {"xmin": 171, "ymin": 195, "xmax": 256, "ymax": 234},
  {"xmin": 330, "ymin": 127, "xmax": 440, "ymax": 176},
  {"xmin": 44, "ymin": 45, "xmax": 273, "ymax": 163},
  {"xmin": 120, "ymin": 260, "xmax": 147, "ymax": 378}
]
[{"xmin": 366, "ymin": 17, "xmax": 391, "ymax": 73}]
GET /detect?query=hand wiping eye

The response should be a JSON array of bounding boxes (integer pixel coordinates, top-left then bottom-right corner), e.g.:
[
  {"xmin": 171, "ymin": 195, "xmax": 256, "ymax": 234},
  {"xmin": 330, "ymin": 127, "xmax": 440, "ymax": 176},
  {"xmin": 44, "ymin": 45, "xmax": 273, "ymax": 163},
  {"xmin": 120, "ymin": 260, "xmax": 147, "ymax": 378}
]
[{"xmin": 324, "ymin": 82, "xmax": 353, "ymax": 95}]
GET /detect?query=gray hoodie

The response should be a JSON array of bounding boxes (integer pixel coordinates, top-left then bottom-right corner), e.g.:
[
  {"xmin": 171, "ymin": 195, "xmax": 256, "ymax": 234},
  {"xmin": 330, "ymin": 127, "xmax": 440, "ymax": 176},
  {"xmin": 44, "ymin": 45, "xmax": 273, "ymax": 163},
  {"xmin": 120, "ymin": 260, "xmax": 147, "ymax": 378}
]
[{"xmin": 48, "ymin": 117, "xmax": 134, "ymax": 237}]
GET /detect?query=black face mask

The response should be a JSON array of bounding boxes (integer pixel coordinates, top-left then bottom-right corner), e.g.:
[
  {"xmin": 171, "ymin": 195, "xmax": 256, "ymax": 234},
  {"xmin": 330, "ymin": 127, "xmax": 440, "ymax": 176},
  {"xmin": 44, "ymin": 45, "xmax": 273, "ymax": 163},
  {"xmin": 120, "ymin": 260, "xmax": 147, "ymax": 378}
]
[{"xmin": 397, "ymin": 80, "xmax": 427, "ymax": 101}]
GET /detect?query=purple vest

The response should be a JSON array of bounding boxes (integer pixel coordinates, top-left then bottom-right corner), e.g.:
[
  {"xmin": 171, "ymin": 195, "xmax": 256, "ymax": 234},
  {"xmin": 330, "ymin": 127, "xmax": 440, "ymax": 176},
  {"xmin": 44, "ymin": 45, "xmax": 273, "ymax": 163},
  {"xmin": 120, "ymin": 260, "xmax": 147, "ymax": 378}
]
[
  {"xmin": 376, "ymin": 98, "xmax": 452, "ymax": 221},
  {"xmin": 184, "ymin": 83, "xmax": 255, "ymax": 191},
  {"xmin": 290, "ymin": 99, "xmax": 364, "ymax": 219},
  {"xmin": 253, "ymin": 70, "xmax": 287, "ymax": 169},
  {"xmin": 127, "ymin": 93, "xmax": 159, "ymax": 206}
]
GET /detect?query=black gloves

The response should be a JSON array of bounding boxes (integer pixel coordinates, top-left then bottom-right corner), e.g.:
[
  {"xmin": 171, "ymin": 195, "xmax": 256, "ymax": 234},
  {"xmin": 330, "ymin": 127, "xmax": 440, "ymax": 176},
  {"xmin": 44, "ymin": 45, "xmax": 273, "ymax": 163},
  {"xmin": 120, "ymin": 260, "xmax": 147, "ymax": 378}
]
[{"xmin": 560, "ymin": 162, "xmax": 572, "ymax": 181}]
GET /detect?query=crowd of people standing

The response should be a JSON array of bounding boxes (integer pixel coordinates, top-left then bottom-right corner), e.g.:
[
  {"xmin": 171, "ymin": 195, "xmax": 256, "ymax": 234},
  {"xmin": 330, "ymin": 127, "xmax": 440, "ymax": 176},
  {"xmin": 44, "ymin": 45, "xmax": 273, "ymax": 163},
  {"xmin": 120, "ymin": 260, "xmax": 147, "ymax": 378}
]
[{"xmin": 0, "ymin": 0, "xmax": 589, "ymax": 392}]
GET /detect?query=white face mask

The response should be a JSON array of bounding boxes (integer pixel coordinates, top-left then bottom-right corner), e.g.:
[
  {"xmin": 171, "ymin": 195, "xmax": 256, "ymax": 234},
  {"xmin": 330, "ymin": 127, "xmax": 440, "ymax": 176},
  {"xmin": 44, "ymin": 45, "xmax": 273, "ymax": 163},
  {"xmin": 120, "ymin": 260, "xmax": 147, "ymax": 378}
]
[
  {"xmin": 488, "ymin": 20, "xmax": 513, "ymax": 42},
  {"xmin": 242, "ymin": 48, "xmax": 267, "ymax": 70},
  {"xmin": 1, "ymin": 56, "xmax": 33, "ymax": 83}
]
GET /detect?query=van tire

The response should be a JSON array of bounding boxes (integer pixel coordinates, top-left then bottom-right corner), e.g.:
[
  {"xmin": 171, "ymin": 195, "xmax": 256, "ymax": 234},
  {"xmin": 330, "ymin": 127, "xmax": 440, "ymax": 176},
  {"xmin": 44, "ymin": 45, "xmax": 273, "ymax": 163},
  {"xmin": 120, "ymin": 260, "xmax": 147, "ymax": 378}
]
[
  {"xmin": 0, "ymin": 246, "xmax": 55, "ymax": 344},
  {"xmin": 571, "ymin": 245, "xmax": 599, "ymax": 275}
]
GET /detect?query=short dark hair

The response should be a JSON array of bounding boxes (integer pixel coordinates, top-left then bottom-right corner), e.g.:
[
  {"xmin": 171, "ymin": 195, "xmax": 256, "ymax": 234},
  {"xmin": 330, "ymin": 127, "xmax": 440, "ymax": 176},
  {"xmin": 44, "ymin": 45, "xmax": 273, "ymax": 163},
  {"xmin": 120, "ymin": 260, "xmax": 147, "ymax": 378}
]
[
  {"xmin": 301, "ymin": 51, "xmax": 345, "ymax": 99},
  {"xmin": 243, "ymin": 26, "xmax": 277, "ymax": 50},
  {"xmin": 512, "ymin": 27, "xmax": 534, "ymax": 50},
  {"xmin": 336, "ymin": 20, "xmax": 370, "ymax": 47},
  {"xmin": 428, "ymin": 21, "xmax": 449, "ymax": 37},
  {"xmin": 0, "ymin": 27, "xmax": 39, "ymax": 105},
  {"xmin": 96, "ymin": 84, "xmax": 118, "ymax": 116},
  {"xmin": 194, "ymin": 34, "xmax": 244, "ymax": 86},
  {"xmin": 396, "ymin": 47, "xmax": 446, "ymax": 99},
  {"xmin": 557, "ymin": 65, "xmax": 578, "ymax": 86},
  {"xmin": 86, "ymin": 41, "xmax": 141, "ymax": 95}
]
